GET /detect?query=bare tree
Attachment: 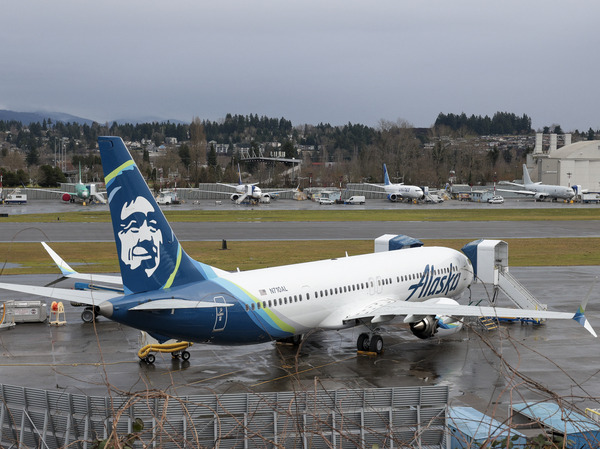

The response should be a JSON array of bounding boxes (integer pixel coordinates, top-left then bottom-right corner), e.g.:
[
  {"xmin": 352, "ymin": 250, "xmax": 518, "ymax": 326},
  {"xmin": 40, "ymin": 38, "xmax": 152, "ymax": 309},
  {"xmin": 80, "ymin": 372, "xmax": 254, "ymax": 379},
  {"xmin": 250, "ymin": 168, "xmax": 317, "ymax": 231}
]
[{"xmin": 189, "ymin": 117, "xmax": 207, "ymax": 187}]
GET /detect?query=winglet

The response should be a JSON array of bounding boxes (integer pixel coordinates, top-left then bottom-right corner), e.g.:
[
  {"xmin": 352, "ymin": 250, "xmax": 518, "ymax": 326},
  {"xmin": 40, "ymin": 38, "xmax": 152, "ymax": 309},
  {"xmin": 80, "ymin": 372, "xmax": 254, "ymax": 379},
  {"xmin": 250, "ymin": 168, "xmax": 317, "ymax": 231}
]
[
  {"xmin": 41, "ymin": 242, "xmax": 76, "ymax": 276},
  {"xmin": 572, "ymin": 278, "xmax": 597, "ymax": 337},
  {"xmin": 572, "ymin": 306, "xmax": 596, "ymax": 337}
]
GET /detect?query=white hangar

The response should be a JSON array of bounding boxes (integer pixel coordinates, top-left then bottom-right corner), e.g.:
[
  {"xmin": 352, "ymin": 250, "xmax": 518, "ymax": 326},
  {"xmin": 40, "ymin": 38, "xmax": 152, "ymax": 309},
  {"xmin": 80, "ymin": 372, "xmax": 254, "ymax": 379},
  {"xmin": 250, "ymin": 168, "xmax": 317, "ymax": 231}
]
[{"xmin": 529, "ymin": 133, "xmax": 600, "ymax": 191}]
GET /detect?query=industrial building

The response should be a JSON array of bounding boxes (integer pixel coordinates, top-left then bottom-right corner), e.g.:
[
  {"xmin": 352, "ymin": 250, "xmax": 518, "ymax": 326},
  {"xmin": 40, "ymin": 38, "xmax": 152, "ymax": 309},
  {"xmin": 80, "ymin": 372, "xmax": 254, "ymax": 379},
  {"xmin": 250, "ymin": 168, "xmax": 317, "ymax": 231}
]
[{"xmin": 529, "ymin": 133, "xmax": 600, "ymax": 192}]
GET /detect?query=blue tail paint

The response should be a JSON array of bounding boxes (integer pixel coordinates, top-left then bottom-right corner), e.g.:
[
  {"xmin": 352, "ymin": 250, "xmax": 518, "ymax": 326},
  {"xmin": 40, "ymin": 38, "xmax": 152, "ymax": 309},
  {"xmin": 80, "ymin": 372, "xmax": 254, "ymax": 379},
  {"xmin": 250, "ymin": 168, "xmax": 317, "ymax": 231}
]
[
  {"xmin": 383, "ymin": 163, "xmax": 391, "ymax": 185},
  {"xmin": 99, "ymin": 137, "xmax": 218, "ymax": 294}
]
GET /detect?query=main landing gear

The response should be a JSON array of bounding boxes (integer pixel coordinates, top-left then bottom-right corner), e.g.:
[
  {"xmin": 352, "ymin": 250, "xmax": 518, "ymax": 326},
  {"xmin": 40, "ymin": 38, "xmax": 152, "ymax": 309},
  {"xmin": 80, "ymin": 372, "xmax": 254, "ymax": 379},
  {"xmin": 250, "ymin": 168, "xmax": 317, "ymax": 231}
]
[{"xmin": 357, "ymin": 332, "xmax": 384, "ymax": 354}]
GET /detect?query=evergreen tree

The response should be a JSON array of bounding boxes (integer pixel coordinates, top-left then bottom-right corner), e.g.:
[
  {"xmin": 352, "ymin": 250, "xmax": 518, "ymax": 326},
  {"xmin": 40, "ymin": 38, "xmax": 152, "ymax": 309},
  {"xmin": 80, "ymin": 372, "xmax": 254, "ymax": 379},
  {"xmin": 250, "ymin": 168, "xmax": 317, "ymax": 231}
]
[
  {"xmin": 207, "ymin": 143, "xmax": 217, "ymax": 168},
  {"xmin": 587, "ymin": 128, "xmax": 595, "ymax": 140}
]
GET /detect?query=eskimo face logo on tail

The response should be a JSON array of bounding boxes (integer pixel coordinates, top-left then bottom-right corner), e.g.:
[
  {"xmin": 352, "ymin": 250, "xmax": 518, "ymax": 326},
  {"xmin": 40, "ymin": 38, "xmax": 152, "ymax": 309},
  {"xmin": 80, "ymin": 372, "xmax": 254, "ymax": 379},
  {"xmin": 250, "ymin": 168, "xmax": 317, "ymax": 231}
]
[
  {"xmin": 118, "ymin": 196, "xmax": 163, "ymax": 278},
  {"xmin": 406, "ymin": 264, "xmax": 461, "ymax": 300}
]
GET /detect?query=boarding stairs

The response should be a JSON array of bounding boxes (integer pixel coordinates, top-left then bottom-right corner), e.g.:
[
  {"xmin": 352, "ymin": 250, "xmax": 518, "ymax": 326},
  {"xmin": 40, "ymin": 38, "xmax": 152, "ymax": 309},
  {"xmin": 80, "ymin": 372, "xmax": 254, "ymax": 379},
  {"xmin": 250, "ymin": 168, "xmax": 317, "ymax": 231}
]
[
  {"xmin": 463, "ymin": 240, "xmax": 548, "ymax": 324},
  {"xmin": 497, "ymin": 270, "xmax": 547, "ymax": 312}
]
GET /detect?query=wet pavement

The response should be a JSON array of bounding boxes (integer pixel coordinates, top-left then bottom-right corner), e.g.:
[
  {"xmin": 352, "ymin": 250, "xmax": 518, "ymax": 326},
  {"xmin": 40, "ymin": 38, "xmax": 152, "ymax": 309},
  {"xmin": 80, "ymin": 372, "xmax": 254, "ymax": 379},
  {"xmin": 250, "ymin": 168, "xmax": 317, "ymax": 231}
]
[{"xmin": 1, "ymin": 266, "xmax": 599, "ymax": 418}]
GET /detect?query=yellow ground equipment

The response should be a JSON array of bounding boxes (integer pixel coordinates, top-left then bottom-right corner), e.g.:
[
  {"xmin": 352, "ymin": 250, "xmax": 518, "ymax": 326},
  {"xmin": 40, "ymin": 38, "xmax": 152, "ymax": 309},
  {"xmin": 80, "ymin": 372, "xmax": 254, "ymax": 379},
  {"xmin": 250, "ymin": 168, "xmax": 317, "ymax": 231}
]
[{"xmin": 137, "ymin": 331, "xmax": 193, "ymax": 364}]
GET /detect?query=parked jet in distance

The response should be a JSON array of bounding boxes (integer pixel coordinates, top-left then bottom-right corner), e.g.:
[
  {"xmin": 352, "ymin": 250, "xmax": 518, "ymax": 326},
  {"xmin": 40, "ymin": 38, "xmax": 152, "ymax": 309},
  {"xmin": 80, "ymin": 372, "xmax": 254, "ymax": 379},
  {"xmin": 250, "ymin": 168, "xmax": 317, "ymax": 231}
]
[
  {"xmin": 199, "ymin": 164, "xmax": 296, "ymax": 204},
  {"xmin": 0, "ymin": 137, "xmax": 594, "ymax": 358},
  {"xmin": 30, "ymin": 164, "xmax": 106, "ymax": 204},
  {"xmin": 498, "ymin": 164, "xmax": 575, "ymax": 201},
  {"xmin": 365, "ymin": 164, "xmax": 424, "ymax": 202}
]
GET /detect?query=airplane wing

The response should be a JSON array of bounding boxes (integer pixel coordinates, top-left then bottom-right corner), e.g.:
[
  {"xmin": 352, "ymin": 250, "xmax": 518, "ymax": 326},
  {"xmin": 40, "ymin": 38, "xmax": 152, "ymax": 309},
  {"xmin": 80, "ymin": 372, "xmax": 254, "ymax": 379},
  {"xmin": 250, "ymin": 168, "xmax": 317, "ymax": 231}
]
[
  {"xmin": 343, "ymin": 298, "xmax": 596, "ymax": 337},
  {"xmin": 496, "ymin": 188, "xmax": 539, "ymax": 197},
  {"xmin": 27, "ymin": 188, "xmax": 66, "ymax": 197},
  {"xmin": 196, "ymin": 188, "xmax": 237, "ymax": 196},
  {"xmin": 41, "ymin": 242, "xmax": 123, "ymax": 286},
  {"xmin": 0, "ymin": 283, "xmax": 116, "ymax": 306}
]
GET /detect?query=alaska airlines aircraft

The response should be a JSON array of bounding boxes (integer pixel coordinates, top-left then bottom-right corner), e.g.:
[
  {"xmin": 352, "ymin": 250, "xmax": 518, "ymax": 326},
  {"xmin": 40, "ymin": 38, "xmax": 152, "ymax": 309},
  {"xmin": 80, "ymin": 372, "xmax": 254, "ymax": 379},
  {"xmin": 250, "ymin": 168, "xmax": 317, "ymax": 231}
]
[
  {"xmin": 498, "ymin": 164, "xmax": 575, "ymax": 201},
  {"xmin": 366, "ymin": 164, "xmax": 424, "ymax": 202},
  {"xmin": 0, "ymin": 138, "xmax": 594, "ymax": 355}
]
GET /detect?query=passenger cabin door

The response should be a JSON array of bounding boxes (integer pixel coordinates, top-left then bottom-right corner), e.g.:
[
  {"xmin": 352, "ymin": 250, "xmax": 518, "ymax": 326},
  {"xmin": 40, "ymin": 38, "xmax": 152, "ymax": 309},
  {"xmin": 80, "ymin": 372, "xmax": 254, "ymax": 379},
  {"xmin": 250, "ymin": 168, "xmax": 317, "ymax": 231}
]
[{"xmin": 213, "ymin": 296, "xmax": 227, "ymax": 332}]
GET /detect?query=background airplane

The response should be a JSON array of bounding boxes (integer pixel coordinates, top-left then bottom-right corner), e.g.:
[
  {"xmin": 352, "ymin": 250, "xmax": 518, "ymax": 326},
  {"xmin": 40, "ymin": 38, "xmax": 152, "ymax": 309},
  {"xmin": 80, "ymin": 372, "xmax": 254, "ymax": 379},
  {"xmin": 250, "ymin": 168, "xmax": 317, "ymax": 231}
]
[
  {"xmin": 199, "ymin": 164, "xmax": 297, "ymax": 204},
  {"xmin": 30, "ymin": 164, "xmax": 107, "ymax": 204},
  {"xmin": 0, "ymin": 137, "xmax": 593, "ymax": 361},
  {"xmin": 498, "ymin": 164, "xmax": 575, "ymax": 201},
  {"xmin": 365, "ymin": 164, "xmax": 424, "ymax": 202}
]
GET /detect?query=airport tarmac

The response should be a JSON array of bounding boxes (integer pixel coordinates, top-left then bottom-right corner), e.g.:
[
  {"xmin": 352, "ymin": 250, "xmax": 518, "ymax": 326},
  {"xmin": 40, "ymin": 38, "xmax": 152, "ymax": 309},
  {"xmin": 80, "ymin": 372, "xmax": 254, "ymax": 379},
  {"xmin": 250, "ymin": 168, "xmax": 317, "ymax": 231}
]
[{"xmin": 1, "ymin": 267, "xmax": 599, "ymax": 418}]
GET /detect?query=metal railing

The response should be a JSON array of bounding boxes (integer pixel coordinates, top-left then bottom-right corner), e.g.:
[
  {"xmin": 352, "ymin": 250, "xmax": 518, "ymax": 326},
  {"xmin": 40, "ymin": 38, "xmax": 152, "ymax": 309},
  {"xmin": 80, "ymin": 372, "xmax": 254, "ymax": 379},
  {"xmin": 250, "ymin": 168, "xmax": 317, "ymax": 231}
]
[{"xmin": 0, "ymin": 384, "xmax": 449, "ymax": 448}]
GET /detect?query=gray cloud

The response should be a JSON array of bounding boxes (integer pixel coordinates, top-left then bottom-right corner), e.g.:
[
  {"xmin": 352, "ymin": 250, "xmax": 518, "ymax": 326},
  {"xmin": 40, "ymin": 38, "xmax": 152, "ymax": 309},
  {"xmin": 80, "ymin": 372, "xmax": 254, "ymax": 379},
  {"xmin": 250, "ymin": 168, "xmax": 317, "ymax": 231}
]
[{"xmin": 1, "ymin": 0, "xmax": 598, "ymax": 130}]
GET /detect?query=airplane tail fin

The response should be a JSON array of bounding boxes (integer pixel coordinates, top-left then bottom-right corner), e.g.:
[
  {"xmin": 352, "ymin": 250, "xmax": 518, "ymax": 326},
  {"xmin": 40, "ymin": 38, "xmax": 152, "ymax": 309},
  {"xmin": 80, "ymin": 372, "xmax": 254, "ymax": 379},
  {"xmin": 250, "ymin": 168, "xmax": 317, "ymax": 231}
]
[
  {"xmin": 522, "ymin": 164, "xmax": 533, "ymax": 185},
  {"xmin": 98, "ymin": 137, "xmax": 218, "ymax": 295},
  {"xmin": 383, "ymin": 164, "xmax": 391, "ymax": 185},
  {"xmin": 237, "ymin": 163, "xmax": 242, "ymax": 185},
  {"xmin": 572, "ymin": 278, "xmax": 598, "ymax": 337}
]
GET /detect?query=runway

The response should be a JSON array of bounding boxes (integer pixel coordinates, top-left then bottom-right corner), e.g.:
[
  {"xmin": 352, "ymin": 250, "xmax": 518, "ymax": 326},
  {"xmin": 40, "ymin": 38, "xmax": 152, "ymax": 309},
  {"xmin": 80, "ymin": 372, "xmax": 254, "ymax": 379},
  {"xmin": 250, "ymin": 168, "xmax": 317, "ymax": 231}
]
[{"xmin": 1, "ymin": 218, "xmax": 600, "ymax": 243}]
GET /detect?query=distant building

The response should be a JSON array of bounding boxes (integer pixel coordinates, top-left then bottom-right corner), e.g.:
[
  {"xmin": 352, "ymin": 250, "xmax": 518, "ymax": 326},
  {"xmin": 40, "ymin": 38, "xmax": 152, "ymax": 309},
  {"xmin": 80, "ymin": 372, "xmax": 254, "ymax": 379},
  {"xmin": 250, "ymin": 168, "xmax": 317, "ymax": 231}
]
[{"xmin": 529, "ymin": 133, "xmax": 600, "ymax": 191}]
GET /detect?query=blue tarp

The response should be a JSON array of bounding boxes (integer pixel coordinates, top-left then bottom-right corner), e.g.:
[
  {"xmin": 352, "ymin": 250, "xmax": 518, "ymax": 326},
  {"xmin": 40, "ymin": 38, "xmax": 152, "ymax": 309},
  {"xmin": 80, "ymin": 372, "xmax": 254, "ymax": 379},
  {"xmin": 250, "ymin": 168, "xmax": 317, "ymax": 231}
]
[
  {"xmin": 461, "ymin": 239, "xmax": 483, "ymax": 277},
  {"xmin": 388, "ymin": 235, "xmax": 423, "ymax": 250},
  {"xmin": 512, "ymin": 402, "xmax": 600, "ymax": 448},
  {"xmin": 448, "ymin": 407, "xmax": 526, "ymax": 448}
]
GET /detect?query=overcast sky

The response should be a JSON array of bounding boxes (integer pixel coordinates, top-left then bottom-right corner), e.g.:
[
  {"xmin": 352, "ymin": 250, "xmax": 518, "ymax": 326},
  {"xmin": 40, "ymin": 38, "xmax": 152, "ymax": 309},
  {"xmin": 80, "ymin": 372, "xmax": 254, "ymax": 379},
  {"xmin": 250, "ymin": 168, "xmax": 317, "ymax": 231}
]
[{"xmin": 1, "ymin": 1, "xmax": 598, "ymax": 131}]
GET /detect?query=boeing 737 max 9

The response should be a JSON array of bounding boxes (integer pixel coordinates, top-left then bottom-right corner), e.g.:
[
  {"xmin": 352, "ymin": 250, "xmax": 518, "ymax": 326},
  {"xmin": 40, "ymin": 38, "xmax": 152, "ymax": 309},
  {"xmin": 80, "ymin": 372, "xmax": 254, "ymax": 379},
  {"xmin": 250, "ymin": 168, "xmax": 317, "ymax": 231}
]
[
  {"xmin": 0, "ymin": 137, "xmax": 594, "ymax": 356},
  {"xmin": 498, "ymin": 164, "xmax": 575, "ymax": 201}
]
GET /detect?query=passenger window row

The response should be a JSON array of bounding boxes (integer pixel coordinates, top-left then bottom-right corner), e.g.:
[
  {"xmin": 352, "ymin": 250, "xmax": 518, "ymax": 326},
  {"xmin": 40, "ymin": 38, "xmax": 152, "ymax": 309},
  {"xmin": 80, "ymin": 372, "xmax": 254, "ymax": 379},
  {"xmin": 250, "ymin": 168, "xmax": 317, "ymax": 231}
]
[{"xmin": 245, "ymin": 265, "xmax": 458, "ymax": 312}]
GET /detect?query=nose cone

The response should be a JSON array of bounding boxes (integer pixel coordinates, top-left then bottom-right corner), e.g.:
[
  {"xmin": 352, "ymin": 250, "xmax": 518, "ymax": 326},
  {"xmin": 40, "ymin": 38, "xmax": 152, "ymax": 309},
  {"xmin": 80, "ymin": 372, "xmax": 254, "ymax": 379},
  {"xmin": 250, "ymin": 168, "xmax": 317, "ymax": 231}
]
[{"xmin": 99, "ymin": 301, "xmax": 114, "ymax": 318}]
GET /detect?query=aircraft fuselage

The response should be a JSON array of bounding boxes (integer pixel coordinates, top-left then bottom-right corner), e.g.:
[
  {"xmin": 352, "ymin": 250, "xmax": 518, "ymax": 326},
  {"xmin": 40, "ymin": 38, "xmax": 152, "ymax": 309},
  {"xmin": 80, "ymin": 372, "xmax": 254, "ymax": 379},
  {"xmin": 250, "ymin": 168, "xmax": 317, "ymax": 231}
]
[{"xmin": 102, "ymin": 246, "xmax": 473, "ymax": 344}]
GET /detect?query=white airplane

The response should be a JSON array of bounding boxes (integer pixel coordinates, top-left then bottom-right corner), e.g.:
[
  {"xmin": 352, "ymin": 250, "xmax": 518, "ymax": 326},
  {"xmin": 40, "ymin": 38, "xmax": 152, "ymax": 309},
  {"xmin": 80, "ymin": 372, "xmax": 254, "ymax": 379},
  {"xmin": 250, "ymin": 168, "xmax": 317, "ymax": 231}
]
[
  {"xmin": 498, "ymin": 164, "xmax": 575, "ymax": 201},
  {"xmin": 0, "ymin": 137, "xmax": 594, "ymax": 357},
  {"xmin": 365, "ymin": 164, "xmax": 424, "ymax": 202},
  {"xmin": 201, "ymin": 165, "xmax": 295, "ymax": 204}
]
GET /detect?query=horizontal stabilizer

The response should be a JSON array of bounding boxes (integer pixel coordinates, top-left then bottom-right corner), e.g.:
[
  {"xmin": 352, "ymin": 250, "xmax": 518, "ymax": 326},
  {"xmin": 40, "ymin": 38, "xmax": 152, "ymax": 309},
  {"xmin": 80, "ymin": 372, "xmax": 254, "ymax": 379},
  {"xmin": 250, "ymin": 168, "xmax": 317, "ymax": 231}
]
[
  {"xmin": 130, "ymin": 299, "xmax": 234, "ymax": 311},
  {"xmin": 42, "ymin": 242, "xmax": 123, "ymax": 286},
  {"xmin": 0, "ymin": 282, "xmax": 116, "ymax": 306}
]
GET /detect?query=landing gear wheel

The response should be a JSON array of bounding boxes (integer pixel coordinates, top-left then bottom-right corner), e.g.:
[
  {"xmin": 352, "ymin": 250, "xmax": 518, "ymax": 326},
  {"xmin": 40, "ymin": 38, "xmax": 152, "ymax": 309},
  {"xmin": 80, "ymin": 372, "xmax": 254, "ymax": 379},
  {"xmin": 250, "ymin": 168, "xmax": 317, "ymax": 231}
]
[
  {"xmin": 357, "ymin": 333, "xmax": 370, "ymax": 352},
  {"xmin": 369, "ymin": 335, "xmax": 384, "ymax": 354},
  {"xmin": 145, "ymin": 354, "xmax": 155, "ymax": 364},
  {"xmin": 81, "ymin": 307, "xmax": 95, "ymax": 323},
  {"xmin": 181, "ymin": 351, "xmax": 190, "ymax": 361},
  {"xmin": 291, "ymin": 334, "xmax": 303, "ymax": 346}
]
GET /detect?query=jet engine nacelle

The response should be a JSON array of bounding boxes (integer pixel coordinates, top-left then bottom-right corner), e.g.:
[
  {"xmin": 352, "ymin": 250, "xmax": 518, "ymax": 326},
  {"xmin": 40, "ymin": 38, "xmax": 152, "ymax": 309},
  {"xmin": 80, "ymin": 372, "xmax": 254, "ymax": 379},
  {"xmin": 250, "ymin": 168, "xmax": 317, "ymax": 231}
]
[
  {"xmin": 533, "ymin": 193, "xmax": 548, "ymax": 201},
  {"xmin": 62, "ymin": 193, "xmax": 73, "ymax": 202},
  {"xmin": 388, "ymin": 193, "xmax": 400, "ymax": 202},
  {"xmin": 230, "ymin": 193, "xmax": 241, "ymax": 202},
  {"xmin": 408, "ymin": 297, "xmax": 464, "ymax": 340}
]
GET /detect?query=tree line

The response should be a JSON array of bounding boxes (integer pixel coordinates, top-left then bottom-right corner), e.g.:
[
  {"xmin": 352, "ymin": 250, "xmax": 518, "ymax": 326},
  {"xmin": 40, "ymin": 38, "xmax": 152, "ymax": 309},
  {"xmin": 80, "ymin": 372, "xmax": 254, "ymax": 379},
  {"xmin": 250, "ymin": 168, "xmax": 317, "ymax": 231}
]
[
  {"xmin": 434, "ymin": 112, "xmax": 533, "ymax": 135},
  {"xmin": 0, "ymin": 111, "xmax": 597, "ymax": 189}
]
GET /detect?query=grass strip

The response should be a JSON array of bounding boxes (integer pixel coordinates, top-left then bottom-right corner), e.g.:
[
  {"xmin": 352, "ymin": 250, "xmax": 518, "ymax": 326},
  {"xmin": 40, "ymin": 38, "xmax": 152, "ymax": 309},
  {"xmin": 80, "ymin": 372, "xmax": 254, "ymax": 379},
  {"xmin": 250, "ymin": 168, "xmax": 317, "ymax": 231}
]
[{"xmin": 0, "ymin": 238, "xmax": 598, "ymax": 275}]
